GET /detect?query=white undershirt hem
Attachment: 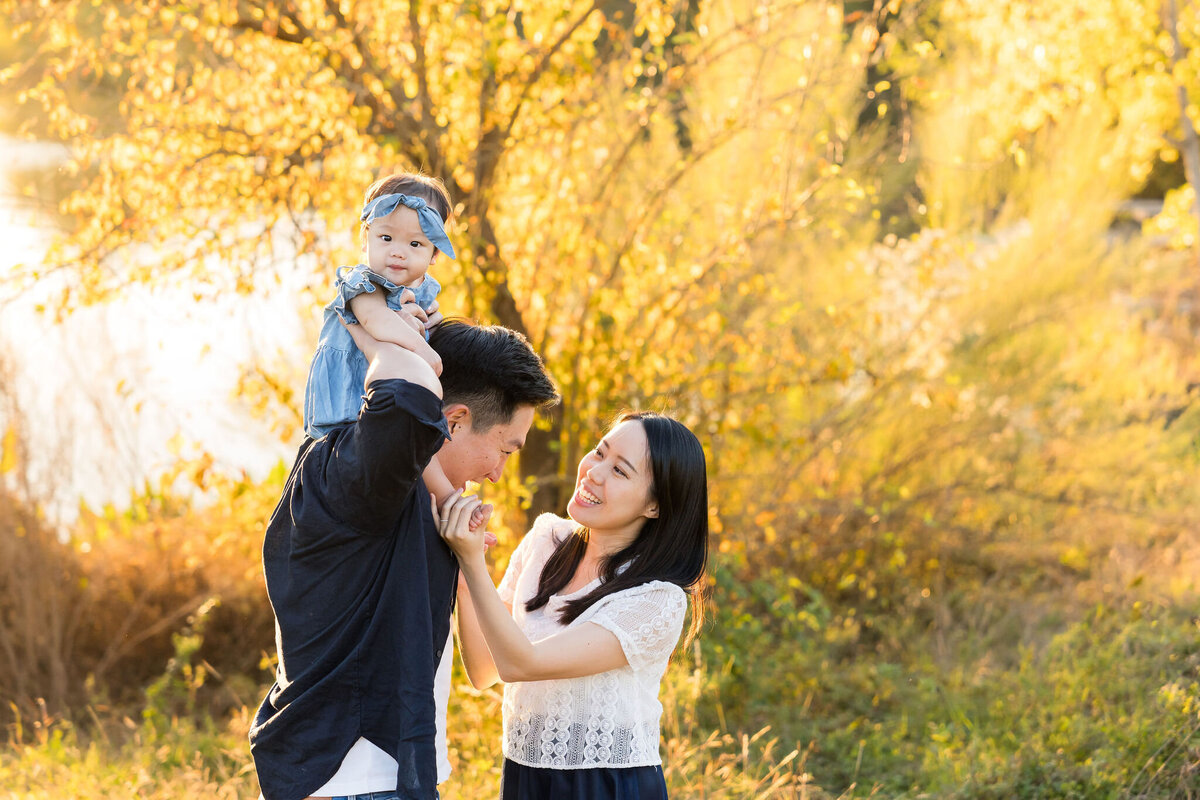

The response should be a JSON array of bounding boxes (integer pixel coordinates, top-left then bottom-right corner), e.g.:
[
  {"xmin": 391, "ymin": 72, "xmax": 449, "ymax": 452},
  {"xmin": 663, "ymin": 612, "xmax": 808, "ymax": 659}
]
[{"xmin": 311, "ymin": 631, "xmax": 454, "ymax": 794}]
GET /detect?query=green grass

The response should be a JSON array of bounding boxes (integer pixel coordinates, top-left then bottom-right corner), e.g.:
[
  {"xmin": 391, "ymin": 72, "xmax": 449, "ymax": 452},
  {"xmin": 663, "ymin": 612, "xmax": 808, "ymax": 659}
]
[
  {"xmin": 3, "ymin": 564, "xmax": 1198, "ymax": 798},
  {"xmin": 1, "ymin": 708, "xmax": 256, "ymax": 799}
]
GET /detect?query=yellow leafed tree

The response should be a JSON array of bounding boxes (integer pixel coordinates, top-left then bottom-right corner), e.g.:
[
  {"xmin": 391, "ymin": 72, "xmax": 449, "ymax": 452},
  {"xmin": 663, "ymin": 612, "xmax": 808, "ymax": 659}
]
[{"xmin": 2, "ymin": 0, "xmax": 888, "ymax": 518}]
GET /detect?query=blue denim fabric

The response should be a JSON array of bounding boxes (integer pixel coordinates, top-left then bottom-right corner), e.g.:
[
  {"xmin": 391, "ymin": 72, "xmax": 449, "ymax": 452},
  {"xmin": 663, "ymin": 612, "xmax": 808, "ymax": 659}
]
[{"xmin": 303, "ymin": 264, "xmax": 442, "ymax": 440}]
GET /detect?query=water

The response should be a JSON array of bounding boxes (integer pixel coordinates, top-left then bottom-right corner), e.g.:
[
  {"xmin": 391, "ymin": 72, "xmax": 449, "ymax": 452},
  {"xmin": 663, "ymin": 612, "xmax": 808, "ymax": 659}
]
[{"xmin": 0, "ymin": 134, "xmax": 307, "ymax": 527}]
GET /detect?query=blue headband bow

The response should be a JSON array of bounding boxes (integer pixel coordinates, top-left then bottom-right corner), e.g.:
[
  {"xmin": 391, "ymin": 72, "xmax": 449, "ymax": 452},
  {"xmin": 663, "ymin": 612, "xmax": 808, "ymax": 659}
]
[{"xmin": 361, "ymin": 193, "xmax": 456, "ymax": 260}]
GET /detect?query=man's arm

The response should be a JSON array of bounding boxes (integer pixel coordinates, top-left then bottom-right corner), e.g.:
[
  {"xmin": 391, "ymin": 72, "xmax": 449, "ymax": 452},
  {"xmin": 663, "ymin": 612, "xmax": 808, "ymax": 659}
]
[
  {"xmin": 317, "ymin": 321, "xmax": 448, "ymax": 534},
  {"xmin": 344, "ymin": 319, "xmax": 441, "ymax": 398},
  {"xmin": 349, "ymin": 290, "xmax": 443, "ymax": 376}
]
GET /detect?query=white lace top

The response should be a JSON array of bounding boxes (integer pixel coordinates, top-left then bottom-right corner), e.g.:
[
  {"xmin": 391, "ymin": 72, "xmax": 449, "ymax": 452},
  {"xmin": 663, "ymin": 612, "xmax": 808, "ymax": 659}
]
[{"xmin": 496, "ymin": 513, "xmax": 688, "ymax": 769}]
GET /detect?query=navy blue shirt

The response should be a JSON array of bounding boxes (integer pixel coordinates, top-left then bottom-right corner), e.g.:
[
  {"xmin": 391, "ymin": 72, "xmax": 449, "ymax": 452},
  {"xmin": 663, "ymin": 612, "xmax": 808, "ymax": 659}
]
[{"xmin": 250, "ymin": 379, "xmax": 455, "ymax": 800}]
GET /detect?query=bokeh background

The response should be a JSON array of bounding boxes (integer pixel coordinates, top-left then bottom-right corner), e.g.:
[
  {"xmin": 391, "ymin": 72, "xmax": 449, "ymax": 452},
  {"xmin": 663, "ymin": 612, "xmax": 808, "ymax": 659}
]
[{"xmin": 2, "ymin": 0, "xmax": 1200, "ymax": 797}]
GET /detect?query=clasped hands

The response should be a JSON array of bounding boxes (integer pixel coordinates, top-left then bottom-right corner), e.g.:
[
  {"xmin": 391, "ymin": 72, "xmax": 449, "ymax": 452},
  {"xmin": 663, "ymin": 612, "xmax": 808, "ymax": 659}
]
[{"xmin": 433, "ymin": 490, "xmax": 497, "ymax": 561}]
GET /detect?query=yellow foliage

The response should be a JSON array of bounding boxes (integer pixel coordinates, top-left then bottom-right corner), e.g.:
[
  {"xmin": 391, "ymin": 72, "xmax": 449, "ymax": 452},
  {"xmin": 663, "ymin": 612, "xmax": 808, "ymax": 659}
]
[
  {"xmin": 3, "ymin": 10, "xmax": 1200, "ymax": 792},
  {"xmin": 0, "ymin": 425, "xmax": 16, "ymax": 475}
]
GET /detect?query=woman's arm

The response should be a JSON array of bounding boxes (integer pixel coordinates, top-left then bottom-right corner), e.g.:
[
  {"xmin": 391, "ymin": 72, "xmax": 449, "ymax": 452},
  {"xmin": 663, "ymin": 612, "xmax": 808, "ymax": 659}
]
[
  {"xmin": 438, "ymin": 493, "xmax": 629, "ymax": 682},
  {"xmin": 349, "ymin": 290, "xmax": 442, "ymax": 375},
  {"xmin": 454, "ymin": 573, "xmax": 503, "ymax": 689}
]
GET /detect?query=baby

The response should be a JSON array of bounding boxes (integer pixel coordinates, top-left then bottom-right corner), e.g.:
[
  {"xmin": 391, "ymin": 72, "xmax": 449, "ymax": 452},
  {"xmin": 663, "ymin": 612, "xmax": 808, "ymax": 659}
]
[{"xmin": 303, "ymin": 172, "xmax": 484, "ymax": 523}]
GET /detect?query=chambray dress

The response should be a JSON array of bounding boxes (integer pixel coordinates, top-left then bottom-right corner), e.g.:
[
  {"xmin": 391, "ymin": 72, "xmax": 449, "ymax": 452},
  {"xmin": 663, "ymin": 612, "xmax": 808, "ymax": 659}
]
[{"xmin": 303, "ymin": 264, "xmax": 442, "ymax": 440}]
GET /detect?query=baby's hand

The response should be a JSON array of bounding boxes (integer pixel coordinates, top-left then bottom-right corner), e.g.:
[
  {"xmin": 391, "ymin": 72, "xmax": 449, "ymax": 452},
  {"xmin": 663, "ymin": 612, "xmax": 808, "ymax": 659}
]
[
  {"xmin": 469, "ymin": 502, "xmax": 492, "ymax": 531},
  {"xmin": 433, "ymin": 491, "xmax": 486, "ymax": 560},
  {"xmin": 470, "ymin": 503, "xmax": 498, "ymax": 550}
]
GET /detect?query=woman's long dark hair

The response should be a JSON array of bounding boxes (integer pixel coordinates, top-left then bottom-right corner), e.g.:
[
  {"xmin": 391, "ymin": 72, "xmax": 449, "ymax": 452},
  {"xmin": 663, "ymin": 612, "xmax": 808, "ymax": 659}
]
[{"xmin": 525, "ymin": 412, "xmax": 710, "ymax": 644}]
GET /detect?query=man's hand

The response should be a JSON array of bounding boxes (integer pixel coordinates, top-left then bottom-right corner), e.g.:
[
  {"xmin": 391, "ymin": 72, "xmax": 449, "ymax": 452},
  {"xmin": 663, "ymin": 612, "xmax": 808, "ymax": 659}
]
[
  {"xmin": 423, "ymin": 298, "xmax": 445, "ymax": 332},
  {"xmin": 413, "ymin": 338, "xmax": 443, "ymax": 376},
  {"xmin": 397, "ymin": 288, "xmax": 428, "ymax": 329},
  {"xmin": 391, "ymin": 289, "xmax": 442, "ymax": 375}
]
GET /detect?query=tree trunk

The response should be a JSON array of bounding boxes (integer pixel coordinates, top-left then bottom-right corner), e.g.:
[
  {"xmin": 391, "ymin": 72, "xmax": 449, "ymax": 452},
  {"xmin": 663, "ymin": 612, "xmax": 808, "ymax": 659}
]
[{"xmin": 458, "ymin": 169, "xmax": 567, "ymax": 522}]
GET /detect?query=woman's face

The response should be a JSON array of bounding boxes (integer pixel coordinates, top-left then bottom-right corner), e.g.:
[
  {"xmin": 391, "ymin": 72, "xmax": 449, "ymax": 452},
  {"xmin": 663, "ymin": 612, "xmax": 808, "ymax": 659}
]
[{"xmin": 567, "ymin": 420, "xmax": 658, "ymax": 535}]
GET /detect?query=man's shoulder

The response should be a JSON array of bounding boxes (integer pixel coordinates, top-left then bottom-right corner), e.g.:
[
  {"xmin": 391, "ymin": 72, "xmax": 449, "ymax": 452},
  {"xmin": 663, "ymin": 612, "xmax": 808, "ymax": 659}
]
[
  {"xmin": 292, "ymin": 381, "xmax": 448, "ymax": 494},
  {"xmin": 361, "ymin": 378, "xmax": 445, "ymax": 417},
  {"xmin": 324, "ymin": 379, "xmax": 449, "ymax": 464}
]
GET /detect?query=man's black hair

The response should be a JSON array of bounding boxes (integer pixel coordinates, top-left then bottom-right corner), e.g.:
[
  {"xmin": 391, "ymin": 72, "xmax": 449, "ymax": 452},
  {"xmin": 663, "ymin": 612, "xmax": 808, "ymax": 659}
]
[{"xmin": 429, "ymin": 319, "xmax": 559, "ymax": 430}]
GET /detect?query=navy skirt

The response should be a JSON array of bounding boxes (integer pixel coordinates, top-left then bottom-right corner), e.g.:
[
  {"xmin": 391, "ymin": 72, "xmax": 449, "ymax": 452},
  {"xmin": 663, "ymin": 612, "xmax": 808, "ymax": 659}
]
[{"xmin": 499, "ymin": 758, "xmax": 668, "ymax": 800}]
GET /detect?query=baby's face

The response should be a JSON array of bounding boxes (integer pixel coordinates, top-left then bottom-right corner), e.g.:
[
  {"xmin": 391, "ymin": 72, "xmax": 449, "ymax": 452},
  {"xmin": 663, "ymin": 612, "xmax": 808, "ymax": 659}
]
[{"xmin": 365, "ymin": 206, "xmax": 437, "ymax": 288}]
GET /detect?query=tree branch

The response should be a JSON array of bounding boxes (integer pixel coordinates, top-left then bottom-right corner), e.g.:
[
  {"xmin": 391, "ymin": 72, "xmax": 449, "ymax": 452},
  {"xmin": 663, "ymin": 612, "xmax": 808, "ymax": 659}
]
[
  {"xmin": 408, "ymin": 0, "xmax": 444, "ymax": 175},
  {"xmin": 500, "ymin": 2, "xmax": 602, "ymax": 143}
]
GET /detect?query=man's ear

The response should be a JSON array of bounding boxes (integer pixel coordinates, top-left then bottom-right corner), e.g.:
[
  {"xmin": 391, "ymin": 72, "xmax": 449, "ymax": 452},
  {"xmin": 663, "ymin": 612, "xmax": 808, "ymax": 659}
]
[{"xmin": 443, "ymin": 403, "xmax": 471, "ymax": 436}]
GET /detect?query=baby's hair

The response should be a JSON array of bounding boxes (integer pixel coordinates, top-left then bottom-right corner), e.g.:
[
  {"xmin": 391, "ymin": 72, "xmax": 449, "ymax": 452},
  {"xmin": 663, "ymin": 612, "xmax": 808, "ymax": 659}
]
[{"xmin": 360, "ymin": 172, "xmax": 454, "ymax": 240}]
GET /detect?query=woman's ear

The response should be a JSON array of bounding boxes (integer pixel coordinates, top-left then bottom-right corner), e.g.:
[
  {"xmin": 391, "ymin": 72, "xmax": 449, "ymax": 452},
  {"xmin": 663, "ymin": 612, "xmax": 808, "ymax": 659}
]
[{"xmin": 645, "ymin": 503, "xmax": 659, "ymax": 519}]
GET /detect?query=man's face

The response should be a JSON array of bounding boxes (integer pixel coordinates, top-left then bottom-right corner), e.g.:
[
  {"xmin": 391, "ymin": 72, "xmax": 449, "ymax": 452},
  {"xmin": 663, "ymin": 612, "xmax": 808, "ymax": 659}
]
[{"xmin": 438, "ymin": 404, "xmax": 536, "ymax": 489}]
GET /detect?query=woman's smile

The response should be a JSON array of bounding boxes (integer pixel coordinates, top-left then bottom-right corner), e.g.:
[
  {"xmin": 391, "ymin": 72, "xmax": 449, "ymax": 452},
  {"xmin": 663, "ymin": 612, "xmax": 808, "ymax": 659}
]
[
  {"xmin": 575, "ymin": 485, "xmax": 602, "ymax": 505},
  {"xmin": 565, "ymin": 421, "xmax": 658, "ymax": 541}
]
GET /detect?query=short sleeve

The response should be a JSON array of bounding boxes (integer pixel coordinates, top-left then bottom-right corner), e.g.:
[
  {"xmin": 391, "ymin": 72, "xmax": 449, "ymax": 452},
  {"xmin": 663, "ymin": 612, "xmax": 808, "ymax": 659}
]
[
  {"xmin": 497, "ymin": 532, "xmax": 535, "ymax": 605},
  {"xmin": 578, "ymin": 583, "xmax": 688, "ymax": 672},
  {"xmin": 304, "ymin": 378, "xmax": 450, "ymax": 534},
  {"xmin": 410, "ymin": 273, "xmax": 442, "ymax": 311},
  {"xmin": 331, "ymin": 265, "xmax": 395, "ymax": 325},
  {"xmin": 497, "ymin": 514, "xmax": 566, "ymax": 604}
]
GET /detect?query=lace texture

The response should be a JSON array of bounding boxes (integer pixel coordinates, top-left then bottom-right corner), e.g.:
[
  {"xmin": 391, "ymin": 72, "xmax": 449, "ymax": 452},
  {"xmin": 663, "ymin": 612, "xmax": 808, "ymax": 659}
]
[{"xmin": 497, "ymin": 514, "xmax": 688, "ymax": 769}]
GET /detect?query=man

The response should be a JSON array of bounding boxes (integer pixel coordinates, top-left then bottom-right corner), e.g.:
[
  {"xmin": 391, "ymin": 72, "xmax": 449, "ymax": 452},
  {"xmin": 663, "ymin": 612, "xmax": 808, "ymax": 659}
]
[{"xmin": 250, "ymin": 319, "xmax": 559, "ymax": 800}]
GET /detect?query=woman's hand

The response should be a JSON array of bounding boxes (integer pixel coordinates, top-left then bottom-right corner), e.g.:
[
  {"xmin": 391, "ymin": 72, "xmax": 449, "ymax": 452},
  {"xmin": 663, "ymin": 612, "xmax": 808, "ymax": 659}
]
[{"xmin": 434, "ymin": 490, "xmax": 487, "ymax": 561}]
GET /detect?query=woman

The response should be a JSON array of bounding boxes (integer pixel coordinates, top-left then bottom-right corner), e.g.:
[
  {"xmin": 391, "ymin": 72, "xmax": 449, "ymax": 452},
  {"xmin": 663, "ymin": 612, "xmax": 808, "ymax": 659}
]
[{"xmin": 436, "ymin": 411, "xmax": 709, "ymax": 800}]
